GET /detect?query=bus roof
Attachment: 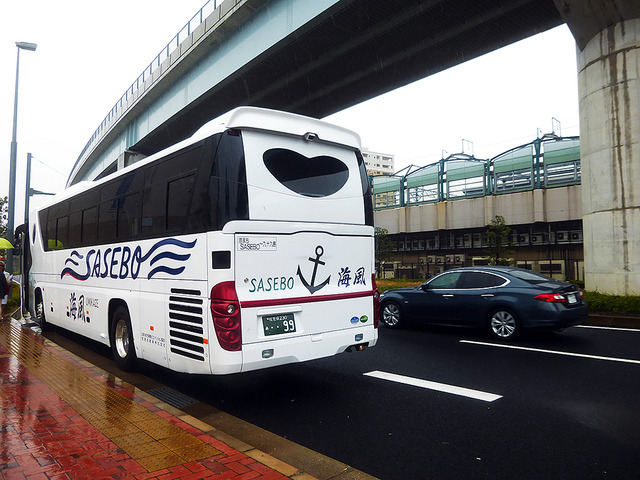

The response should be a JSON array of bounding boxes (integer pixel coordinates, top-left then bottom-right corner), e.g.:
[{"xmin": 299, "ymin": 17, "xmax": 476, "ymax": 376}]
[
  {"xmin": 33, "ymin": 107, "xmax": 362, "ymax": 214},
  {"xmin": 196, "ymin": 107, "xmax": 362, "ymax": 150}
]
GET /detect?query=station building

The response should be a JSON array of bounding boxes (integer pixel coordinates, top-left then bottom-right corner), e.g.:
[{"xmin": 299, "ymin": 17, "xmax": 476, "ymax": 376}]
[{"xmin": 371, "ymin": 134, "xmax": 584, "ymax": 282}]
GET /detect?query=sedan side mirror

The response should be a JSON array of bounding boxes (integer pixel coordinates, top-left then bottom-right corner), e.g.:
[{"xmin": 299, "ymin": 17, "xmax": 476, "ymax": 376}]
[{"xmin": 420, "ymin": 283, "xmax": 431, "ymax": 292}]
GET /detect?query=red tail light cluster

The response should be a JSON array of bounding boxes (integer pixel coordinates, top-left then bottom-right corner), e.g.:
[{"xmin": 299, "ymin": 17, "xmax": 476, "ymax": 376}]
[
  {"xmin": 372, "ymin": 275, "xmax": 380, "ymax": 328},
  {"xmin": 534, "ymin": 293, "xmax": 566, "ymax": 303},
  {"xmin": 210, "ymin": 281, "xmax": 242, "ymax": 351}
]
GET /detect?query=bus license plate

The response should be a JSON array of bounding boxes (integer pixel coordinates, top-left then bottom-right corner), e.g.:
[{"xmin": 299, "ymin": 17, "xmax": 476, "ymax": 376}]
[{"xmin": 263, "ymin": 313, "xmax": 296, "ymax": 336}]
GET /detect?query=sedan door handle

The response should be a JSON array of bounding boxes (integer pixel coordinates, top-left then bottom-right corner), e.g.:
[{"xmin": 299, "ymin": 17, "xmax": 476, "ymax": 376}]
[
  {"xmin": 442, "ymin": 294, "xmax": 455, "ymax": 299},
  {"xmin": 481, "ymin": 293, "xmax": 494, "ymax": 298}
]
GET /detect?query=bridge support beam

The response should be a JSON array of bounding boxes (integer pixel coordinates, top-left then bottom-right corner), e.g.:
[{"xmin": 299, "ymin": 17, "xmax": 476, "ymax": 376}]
[{"xmin": 556, "ymin": 1, "xmax": 640, "ymax": 294}]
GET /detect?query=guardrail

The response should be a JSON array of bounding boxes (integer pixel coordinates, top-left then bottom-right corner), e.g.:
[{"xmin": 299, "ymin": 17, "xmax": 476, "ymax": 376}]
[
  {"xmin": 74, "ymin": 0, "xmax": 227, "ymax": 172},
  {"xmin": 372, "ymin": 135, "xmax": 580, "ymax": 210}
]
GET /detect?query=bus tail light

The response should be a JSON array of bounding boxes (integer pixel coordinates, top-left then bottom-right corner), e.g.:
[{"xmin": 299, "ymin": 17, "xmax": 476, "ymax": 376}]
[
  {"xmin": 372, "ymin": 275, "xmax": 380, "ymax": 328},
  {"xmin": 210, "ymin": 281, "xmax": 242, "ymax": 351}
]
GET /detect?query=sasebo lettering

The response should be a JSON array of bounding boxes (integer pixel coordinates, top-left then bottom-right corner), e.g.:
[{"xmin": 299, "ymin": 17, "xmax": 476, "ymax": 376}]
[
  {"xmin": 249, "ymin": 276, "xmax": 295, "ymax": 293},
  {"xmin": 62, "ymin": 238, "xmax": 196, "ymax": 281},
  {"xmin": 82, "ymin": 246, "xmax": 143, "ymax": 280}
]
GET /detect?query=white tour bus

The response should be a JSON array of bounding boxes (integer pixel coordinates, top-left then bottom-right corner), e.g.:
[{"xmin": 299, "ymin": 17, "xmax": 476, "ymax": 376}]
[{"xmin": 27, "ymin": 107, "xmax": 379, "ymax": 374}]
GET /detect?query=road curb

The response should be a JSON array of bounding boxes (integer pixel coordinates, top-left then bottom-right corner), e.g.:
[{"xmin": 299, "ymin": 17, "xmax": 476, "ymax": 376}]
[{"xmin": 587, "ymin": 313, "xmax": 640, "ymax": 329}]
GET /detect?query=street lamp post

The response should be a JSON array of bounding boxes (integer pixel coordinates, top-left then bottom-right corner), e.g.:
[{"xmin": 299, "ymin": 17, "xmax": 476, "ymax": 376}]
[{"xmin": 7, "ymin": 41, "xmax": 37, "ymax": 273}]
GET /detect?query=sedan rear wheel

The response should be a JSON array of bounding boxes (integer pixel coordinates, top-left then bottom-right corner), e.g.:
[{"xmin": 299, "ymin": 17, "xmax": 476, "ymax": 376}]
[
  {"xmin": 381, "ymin": 301, "xmax": 403, "ymax": 328},
  {"xmin": 489, "ymin": 309, "xmax": 519, "ymax": 340}
]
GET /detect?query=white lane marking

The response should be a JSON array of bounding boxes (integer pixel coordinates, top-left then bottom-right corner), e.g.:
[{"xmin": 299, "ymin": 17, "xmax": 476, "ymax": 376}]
[
  {"xmin": 577, "ymin": 325, "xmax": 640, "ymax": 332},
  {"xmin": 364, "ymin": 370, "xmax": 502, "ymax": 402},
  {"xmin": 460, "ymin": 340, "xmax": 640, "ymax": 365}
]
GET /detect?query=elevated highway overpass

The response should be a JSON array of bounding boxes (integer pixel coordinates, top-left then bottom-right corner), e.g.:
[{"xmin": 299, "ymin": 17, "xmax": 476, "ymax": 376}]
[
  {"xmin": 67, "ymin": 0, "xmax": 563, "ymax": 185},
  {"xmin": 62, "ymin": 0, "xmax": 639, "ymax": 294}
]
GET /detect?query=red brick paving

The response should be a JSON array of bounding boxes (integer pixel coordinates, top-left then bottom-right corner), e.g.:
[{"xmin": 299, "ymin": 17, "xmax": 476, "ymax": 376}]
[{"xmin": 0, "ymin": 321, "xmax": 291, "ymax": 480}]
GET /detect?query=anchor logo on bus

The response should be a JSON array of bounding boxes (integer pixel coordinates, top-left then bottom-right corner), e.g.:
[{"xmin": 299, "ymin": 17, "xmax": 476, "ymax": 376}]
[{"xmin": 297, "ymin": 245, "xmax": 331, "ymax": 294}]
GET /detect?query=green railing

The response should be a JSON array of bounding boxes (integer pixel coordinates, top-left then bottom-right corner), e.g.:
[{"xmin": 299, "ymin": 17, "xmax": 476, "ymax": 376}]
[{"xmin": 372, "ymin": 135, "xmax": 580, "ymax": 210}]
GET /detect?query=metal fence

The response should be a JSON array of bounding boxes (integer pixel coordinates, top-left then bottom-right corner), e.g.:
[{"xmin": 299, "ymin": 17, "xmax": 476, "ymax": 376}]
[{"xmin": 372, "ymin": 135, "xmax": 581, "ymax": 210}]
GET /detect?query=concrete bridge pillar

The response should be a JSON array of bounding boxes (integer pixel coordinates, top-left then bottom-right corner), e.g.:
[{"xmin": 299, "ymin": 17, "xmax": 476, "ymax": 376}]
[{"xmin": 554, "ymin": 1, "xmax": 640, "ymax": 294}]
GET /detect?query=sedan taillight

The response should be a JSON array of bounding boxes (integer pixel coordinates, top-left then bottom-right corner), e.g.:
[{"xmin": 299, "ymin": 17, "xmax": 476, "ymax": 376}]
[{"xmin": 534, "ymin": 293, "xmax": 566, "ymax": 303}]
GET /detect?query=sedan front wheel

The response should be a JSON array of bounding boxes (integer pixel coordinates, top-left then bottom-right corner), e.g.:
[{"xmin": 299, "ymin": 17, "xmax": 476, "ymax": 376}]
[
  {"xmin": 381, "ymin": 301, "xmax": 403, "ymax": 328},
  {"xmin": 489, "ymin": 309, "xmax": 519, "ymax": 340}
]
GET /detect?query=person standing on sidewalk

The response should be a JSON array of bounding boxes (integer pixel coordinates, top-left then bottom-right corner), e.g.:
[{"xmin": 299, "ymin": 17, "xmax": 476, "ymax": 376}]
[{"xmin": 0, "ymin": 261, "xmax": 13, "ymax": 319}]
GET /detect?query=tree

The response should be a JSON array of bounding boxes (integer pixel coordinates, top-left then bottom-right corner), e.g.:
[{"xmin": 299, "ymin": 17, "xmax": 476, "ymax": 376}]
[
  {"xmin": 485, "ymin": 215, "xmax": 514, "ymax": 266},
  {"xmin": 375, "ymin": 227, "xmax": 393, "ymax": 276}
]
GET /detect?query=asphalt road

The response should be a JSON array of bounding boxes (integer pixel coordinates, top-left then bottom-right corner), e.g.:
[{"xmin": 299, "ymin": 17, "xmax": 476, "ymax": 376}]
[{"xmin": 46, "ymin": 323, "xmax": 640, "ymax": 479}]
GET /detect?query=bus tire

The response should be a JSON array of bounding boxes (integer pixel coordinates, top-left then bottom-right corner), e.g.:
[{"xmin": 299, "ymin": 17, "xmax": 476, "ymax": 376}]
[
  {"xmin": 110, "ymin": 305, "xmax": 136, "ymax": 371},
  {"xmin": 35, "ymin": 290, "xmax": 48, "ymax": 331}
]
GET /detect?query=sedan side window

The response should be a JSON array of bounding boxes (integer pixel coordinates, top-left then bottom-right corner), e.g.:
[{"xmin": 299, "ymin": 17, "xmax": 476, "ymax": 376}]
[
  {"xmin": 427, "ymin": 271, "xmax": 462, "ymax": 289},
  {"xmin": 458, "ymin": 272, "xmax": 506, "ymax": 289}
]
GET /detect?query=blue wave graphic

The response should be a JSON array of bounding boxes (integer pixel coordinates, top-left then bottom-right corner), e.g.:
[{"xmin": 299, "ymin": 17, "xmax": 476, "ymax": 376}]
[
  {"xmin": 148, "ymin": 265, "xmax": 186, "ymax": 279},
  {"xmin": 61, "ymin": 251, "xmax": 89, "ymax": 279},
  {"xmin": 64, "ymin": 250, "xmax": 83, "ymax": 266},
  {"xmin": 145, "ymin": 238, "xmax": 197, "ymax": 279},
  {"xmin": 140, "ymin": 238, "xmax": 197, "ymax": 263},
  {"xmin": 61, "ymin": 268, "xmax": 91, "ymax": 281},
  {"xmin": 150, "ymin": 251, "xmax": 191, "ymax": 266}
]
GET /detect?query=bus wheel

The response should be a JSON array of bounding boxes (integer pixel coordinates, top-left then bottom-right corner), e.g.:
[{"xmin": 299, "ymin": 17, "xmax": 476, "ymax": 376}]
[
  {"xmin": 110, "ymin": 306, "xmax": 136, "ymax": 371},
  {"xmin": 35, "ymin": 292, "xmax": 48, "ymax": 331}
]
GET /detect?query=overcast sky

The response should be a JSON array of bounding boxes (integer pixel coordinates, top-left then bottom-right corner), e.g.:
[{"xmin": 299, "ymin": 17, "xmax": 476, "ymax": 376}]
[{"xmin": 1, "ymin": 1, "xmax": 579, "ymax": 221}]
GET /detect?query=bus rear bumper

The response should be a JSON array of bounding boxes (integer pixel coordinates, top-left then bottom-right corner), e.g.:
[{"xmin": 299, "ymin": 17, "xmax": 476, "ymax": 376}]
[{"xmin": 240, "ymin": 326, "xmax": 378, "ymax": 372}]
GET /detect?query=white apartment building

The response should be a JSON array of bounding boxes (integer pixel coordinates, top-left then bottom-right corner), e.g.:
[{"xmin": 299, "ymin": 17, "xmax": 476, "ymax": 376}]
[{"xmin": 362, "ymin": 149, "xmax": 394, "ymax": 176}]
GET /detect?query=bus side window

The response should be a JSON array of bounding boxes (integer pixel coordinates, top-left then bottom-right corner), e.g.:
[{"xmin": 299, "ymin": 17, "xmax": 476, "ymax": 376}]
[
  {"xmin": 45, "ymin": 215, "xmax": 55, "ymax": 251},
  {"xmin": 117, "ymin": 193, "xmax": 141, "ymax": 239},
  {"xmin": 167, "ymin": 174, "xmax": 195, "ymax": 232},
  {"xmin": 82, "ymin": 206, "xmax": 98, "ymax": 245},
  {"xmin": 143, "ymin": 143, "xmax": 204, "ymax": 235},
  {"xmin": 55, "ymin": 216, "xmax": 68, "ymax": 250},
  {"xmin": 68, "ymin": 211, "xmax": 82, "ymax": 248},
  {"xmin": 141, "ymin": 184, "xmax": 166, "ymax": 235},
  {"xmin": 48, "ymin": 201, "xmax": 69, "ymax": 250},
  {"xmin": 69, "ymin": 189, "xmax": 100, "ymax": 248},
  {"xmin": 98, "ymin": 201, "xmax": 117, "ymax": 244},
  {"xmin": 38, "ymin": 209, "xmax": 48, "ymax": 249},
  {"xmin": 208, "ymin": 130, "xmax": 248, "ymax": 230}
]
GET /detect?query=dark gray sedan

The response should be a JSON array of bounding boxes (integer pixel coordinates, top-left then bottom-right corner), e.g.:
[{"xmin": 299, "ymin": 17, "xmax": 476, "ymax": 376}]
[{"xmin": 380, "ymin": 266, "xmax": 588, "ymax": 339}]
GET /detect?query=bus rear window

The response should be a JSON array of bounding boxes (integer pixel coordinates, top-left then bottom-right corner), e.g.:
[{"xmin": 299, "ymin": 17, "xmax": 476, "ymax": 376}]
[{"xmin": 263, "ymin": 148, "xmax": 349, "ymax": 197}]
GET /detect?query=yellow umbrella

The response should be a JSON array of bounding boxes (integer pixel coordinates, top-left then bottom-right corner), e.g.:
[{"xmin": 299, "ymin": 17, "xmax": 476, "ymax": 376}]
[{"xmin": 0, "ymin": 238, "xmax": 14, "ymax": 249}]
